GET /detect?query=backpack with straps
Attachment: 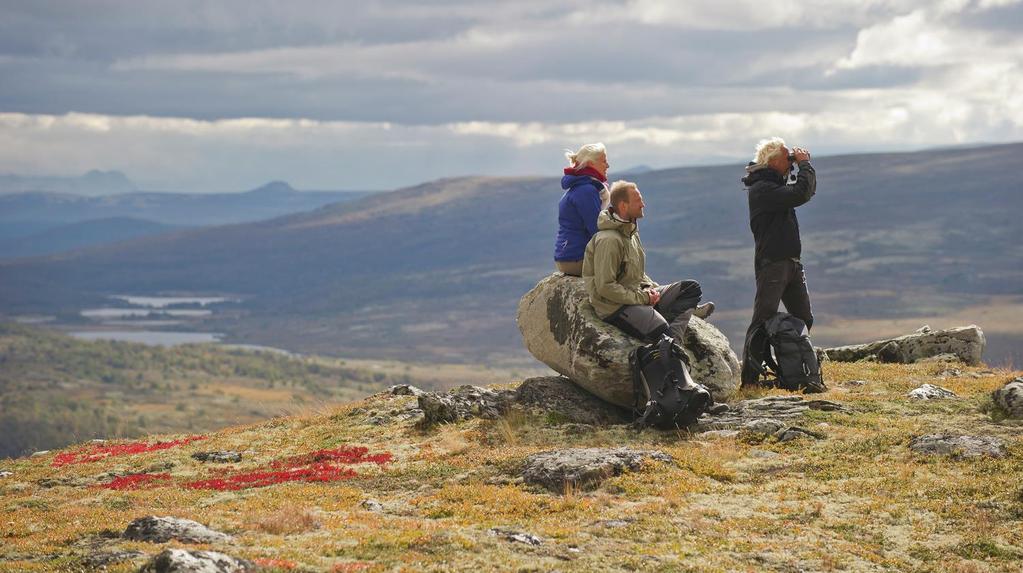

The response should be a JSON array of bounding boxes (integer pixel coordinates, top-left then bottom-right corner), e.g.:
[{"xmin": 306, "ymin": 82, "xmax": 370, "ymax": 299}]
[
  {"xmin": 629, "ymin": 335, "xmax": 714, "ymax": 429},
  {"xmin": 742, "ymin": 312, "xmax": 825, "ymax": 393}
]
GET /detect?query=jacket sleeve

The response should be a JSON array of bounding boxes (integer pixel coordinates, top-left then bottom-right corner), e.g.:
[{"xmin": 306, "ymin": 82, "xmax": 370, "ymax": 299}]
[
  {"xmin": 575, "ymin": 186, "xmax": 602, "ymax": 239},
  {"xmin": 592, "ymin": 237, "xmax": 650, "ymax": 306},
  {"xmin": 757, "ymin": 162, "xmax": 816, "ymax": 209}
]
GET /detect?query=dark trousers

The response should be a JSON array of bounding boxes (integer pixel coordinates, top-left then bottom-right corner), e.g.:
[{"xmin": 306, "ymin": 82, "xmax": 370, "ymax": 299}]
[
  {"xmin": 605, "ymin": 280, "xmax": 702, "ymax": 344},
  {"xmin": 743, "ymin": 259, "xmax": 813, "ymax": 361}
]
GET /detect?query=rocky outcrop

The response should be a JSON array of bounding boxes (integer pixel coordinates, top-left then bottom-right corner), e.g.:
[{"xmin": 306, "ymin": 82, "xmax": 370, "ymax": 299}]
[
  {"xmin": 514, "ymin": 376, "xmax": 632, "ymax": 425},
  {"xmin": 521, "ymin": 448, "xmax": 673, "ymax": 493},
  {"xmin": 909, "ymin": 434, "xmax": 1006, "ymax": 459},
  {"xmin": 139, "ymin": 549, "xmax": 254, "ymax": 573},
  {"xmin": 823, "ymin": 325, "xmax": 985, "ymax": 365},
  {"xmin": 123, "ymin": 516, "xmax": 232, "ymax": 544},
  {"xmin": 993, "ymin": 377, "xmax": 1023, "ymax": 418},
  {"xmin": 418, "ymin": 385, "xmax": 514, "ymax": 425},
  {"xmin": 907, "ymin": 384, "xmax": 957, "ymax": 400},
  {"xmin": 517, "ymin": 273, "xmax": 740, "ymax": 407}
]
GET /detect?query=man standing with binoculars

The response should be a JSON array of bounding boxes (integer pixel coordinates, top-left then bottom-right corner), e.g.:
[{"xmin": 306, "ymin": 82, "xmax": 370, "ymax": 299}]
[{"xmin": 740, "ymin": 137, "xmax": 816, "ymax": 386}]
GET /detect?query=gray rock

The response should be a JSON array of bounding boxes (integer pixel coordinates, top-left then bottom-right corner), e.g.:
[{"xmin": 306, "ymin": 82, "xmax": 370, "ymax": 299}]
[
  {"xmin": 389, "ymin": 384, "xmax": 425, "ymax": 396},
  {"xmin": 823, "ymin": 325, "xmax": 985, "ymax": 365},
  {"xmin": 521, "ymin": 448, "xmax": 673, "ymax": 493},
  {"xmin": 513, "ymin": 376, "xmax": 631, "ymax": 426},
  {"xmin": 139, "ymin": 549, "xmax": 254, "ymax": 573},
  {"xmin": 489, "ymin": 528, "xmax": 543, "ymax": 546},
  {"xmin": 748, "ymin": 449, "xmax": 780, "ymax": 459},
  {"xmin": 774, "ymin": 426, "xmax": 826, "ymax": 442},
  {"xmin": 909, "ymin": 434, "xmax": 1006, "ymax": 459},
  {"xmin": 123, "ymin": 516, "xmax": 232, "ymax": 544},
  {"xmin": 907, "ymin": 384, "xmax": 958, "ymax": 400},
  {"xmin": 993, "ymin": 377, "xmax": 1023, "ymax": 418},
  {"xmin": 696, "ymin": 395, "xmax": 848, "ymax": 432},
  {"xmin": 191, "ymin": 451, "xmax": 242, "ymax": 464},
  {"xmin": 742, "ymin": 419, "xmax": 787, "ymax": 435},
  {"xmin": 418, "ymin": 385, "xmax": 514, "ymax": 425},
  {"xmin": 593, "ymin": 518, "xmax": 636, "ymax": 528},
  {"xmin": 517, "ymin": 273, "xmax": 740, "ymax": 407}
]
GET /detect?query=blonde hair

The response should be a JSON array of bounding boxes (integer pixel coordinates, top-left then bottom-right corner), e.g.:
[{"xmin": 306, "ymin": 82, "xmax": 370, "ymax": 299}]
[
  {"xmin": 752, "ymin": 137, "xmax": 787, "ymax": 168},
  {"xmin": 564, "ymin": 142, "xmax": 606, "ymax": 169},
  {"xmin": 608, "ymin": 180, "xmax": 637, "ymax": 212}
]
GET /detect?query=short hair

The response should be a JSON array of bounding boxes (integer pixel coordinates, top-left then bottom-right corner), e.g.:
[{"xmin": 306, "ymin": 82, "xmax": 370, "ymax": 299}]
[
  {"xmin": 608, "ymin": 180, "xmax": 637, "ymax": 212},
  {"xmin": 752, "ymin": 137, "xmax": 787, "ymax": 168},
  {"xmin": 564, "ymin": 142, "xmax": 606, "ymax": 169}
]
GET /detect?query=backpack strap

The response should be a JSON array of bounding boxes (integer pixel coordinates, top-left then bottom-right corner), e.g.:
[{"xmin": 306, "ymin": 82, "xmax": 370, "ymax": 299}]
[{"xmin": 628, "ymin": 347, "xmax": 645, "ymax": 416}]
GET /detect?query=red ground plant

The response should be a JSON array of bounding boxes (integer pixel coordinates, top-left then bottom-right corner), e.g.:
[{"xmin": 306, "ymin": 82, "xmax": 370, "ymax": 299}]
[
  {"xmin": 185, "ymin": 446, "xmax": 393, "ymax": 491},
  {"xmin": 97, "ymin": 473, "xmax": 172, "ymax": 490},
  {"xmin": 270, "ymin": 446, "xmax": 392, "ymax": 470},
  {"xmin": 52, "ymin": 435, "xmax": 207, "ymax": 467}
]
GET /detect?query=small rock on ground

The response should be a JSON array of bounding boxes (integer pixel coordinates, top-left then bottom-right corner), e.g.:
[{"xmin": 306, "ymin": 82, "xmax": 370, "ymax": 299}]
[
  {"xmin": 522, "ymin": 448, "xmax": 673, "ymax": 493},
  {"xmin": 139, "ymin": 548, "xmax": 254, "ymax": 573},
  {"xmin": 993, "ymin": 377, "xmax": 1023, "ymax": 419},
  {"xmin": 907, "ymin": 384, "xmax": 957, "ymax": 400},
  {"xmin": 389, "ymin": 384, "xmax": 425, "ymax": 396},
  {"xmin": 909, "ymin": 434, "xmax": 1006, "ymax": 459},
  {"xmin": 123, "ymin": 516, "xmax": 232, "ymax": 544},
  {"xmin": 489, "ymin": 528, "xmax": 543, "ymax": 546},
  {"xmin": 361, "ymin": 499, "xmax": 385, "ymax": 512}
]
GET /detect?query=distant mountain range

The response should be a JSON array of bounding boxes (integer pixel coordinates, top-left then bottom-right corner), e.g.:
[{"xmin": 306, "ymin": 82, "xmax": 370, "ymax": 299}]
[
  {"xmin": 1, "ymin": 143, "xmax": 1020, "ymax": 365},
  {"xmin": 0, "ymin": 170, "xmax": 137, "ymax": 196},
  {"xmin": 0, "ymin": 181, "xmax": 371, "ymax": 259}
]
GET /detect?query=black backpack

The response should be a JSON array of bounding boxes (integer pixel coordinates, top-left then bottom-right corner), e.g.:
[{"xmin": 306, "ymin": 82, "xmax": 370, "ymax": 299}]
[
  {"xmin": 628, "ymin": 335, "xmax": 714, "ymax": 429},
  {"xmin": 742, "ymin": 312, "xmax": 825, "ymax": 393}
]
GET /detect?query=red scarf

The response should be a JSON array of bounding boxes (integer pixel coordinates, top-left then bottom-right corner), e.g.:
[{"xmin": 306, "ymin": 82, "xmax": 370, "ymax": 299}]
[{"xmin": 564, "ymin": 165, "xmax": 607, "ymax": 182}]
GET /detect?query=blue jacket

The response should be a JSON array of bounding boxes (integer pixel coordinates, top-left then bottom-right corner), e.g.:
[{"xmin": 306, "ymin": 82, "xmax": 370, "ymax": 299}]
[{"xmin": 554, "ymin": 174, "xmax": 604, "ymax": 262}]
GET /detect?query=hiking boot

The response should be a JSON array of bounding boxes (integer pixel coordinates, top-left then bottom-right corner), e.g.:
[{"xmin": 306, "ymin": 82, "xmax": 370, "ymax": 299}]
[{"xmin": 692, "ymin": 301, "xmax": 715, "ymax": 320}]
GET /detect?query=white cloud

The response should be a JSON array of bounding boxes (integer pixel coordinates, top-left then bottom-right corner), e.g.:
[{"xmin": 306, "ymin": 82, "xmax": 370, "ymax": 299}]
[{"xmin": 834, "ymin": 0, "xmax": 1023, "ymax": 69}]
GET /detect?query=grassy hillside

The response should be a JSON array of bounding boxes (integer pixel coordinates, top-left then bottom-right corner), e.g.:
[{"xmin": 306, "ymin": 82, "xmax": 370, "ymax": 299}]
[
  {"xmin": 0, "ymin": 323, "xmax": 537, "ymax": 459},
  {"xmin": 0, "ymin": 143, "xmax": 1020, "ymax": 365},
  {"xmin": 1, "ymin": 360, "xmax": 1020, "ymax": 571}
]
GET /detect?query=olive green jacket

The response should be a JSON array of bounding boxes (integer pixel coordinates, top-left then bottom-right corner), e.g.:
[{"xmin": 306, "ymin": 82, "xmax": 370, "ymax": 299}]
[{"xmin": 582, "ymin": 209, "xmax": 657, "ymax": 318}]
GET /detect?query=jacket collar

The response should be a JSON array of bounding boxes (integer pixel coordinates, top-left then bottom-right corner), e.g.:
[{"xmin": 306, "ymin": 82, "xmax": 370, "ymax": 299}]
[{"xmin": 597, "ymin": 208, "xmax": 637, "ymax": 237}]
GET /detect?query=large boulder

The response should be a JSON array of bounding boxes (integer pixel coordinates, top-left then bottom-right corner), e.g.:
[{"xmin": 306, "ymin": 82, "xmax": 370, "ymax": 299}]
[
  {"xmin": 517, "ymin": 274, "xmax": 740, "ymax": 407},
  {"xmin": 123, "ymin": 516, "xmax": 232, "ymax": 544},
  {"xmin": 823, "ymin": 325, "xmax": 985, "ymax": 365}
]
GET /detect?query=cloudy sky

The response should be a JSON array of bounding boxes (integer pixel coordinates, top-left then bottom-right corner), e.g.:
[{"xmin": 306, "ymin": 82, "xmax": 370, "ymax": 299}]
[{"xmin": 1, "ymin": 0, "xmax": 1021, "ymax": 191}]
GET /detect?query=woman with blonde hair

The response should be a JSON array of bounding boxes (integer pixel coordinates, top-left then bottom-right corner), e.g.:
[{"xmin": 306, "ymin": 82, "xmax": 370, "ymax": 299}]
[{"xmin": 553, "ymin": 142, "xmax": 610, "ymax": 276}]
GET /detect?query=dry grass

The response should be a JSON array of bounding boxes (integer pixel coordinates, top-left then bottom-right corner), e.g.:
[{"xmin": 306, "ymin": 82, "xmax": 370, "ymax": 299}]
[
  {"xmin": 245, "ymin": 503, "xmax": 323, "ymax": 535},
  {"xmin": 2, "ymin": 360, "xmax": 1022, "ymax": 572}
]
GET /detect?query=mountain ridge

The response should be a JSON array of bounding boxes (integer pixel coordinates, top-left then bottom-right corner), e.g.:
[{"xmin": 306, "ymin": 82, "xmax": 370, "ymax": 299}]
[{"xmin": 0, "ymin": 143, "xmax": 1020, "ymax": 365}]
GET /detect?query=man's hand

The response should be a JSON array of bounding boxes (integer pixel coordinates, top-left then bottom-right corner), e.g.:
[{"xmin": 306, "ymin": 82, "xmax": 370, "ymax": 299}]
[
  {"xmin": 647, "ymin": 288, "xmax": 661, "ymax": 306},
  {"xmin": 793, "ymin": 147, "xmax": 811, "ymax": 162}
]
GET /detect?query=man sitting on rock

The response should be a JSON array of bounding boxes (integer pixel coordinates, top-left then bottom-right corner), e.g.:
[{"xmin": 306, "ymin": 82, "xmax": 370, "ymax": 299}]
[{"xmin": 582, "ymin": 180, "xmax": 714, "ymax": 345}]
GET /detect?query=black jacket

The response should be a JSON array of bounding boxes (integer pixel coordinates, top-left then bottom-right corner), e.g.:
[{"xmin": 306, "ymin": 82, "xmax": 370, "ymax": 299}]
[{"xmin": 743, "ymin": 161, "xmax": 816, "ymax": 265}]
